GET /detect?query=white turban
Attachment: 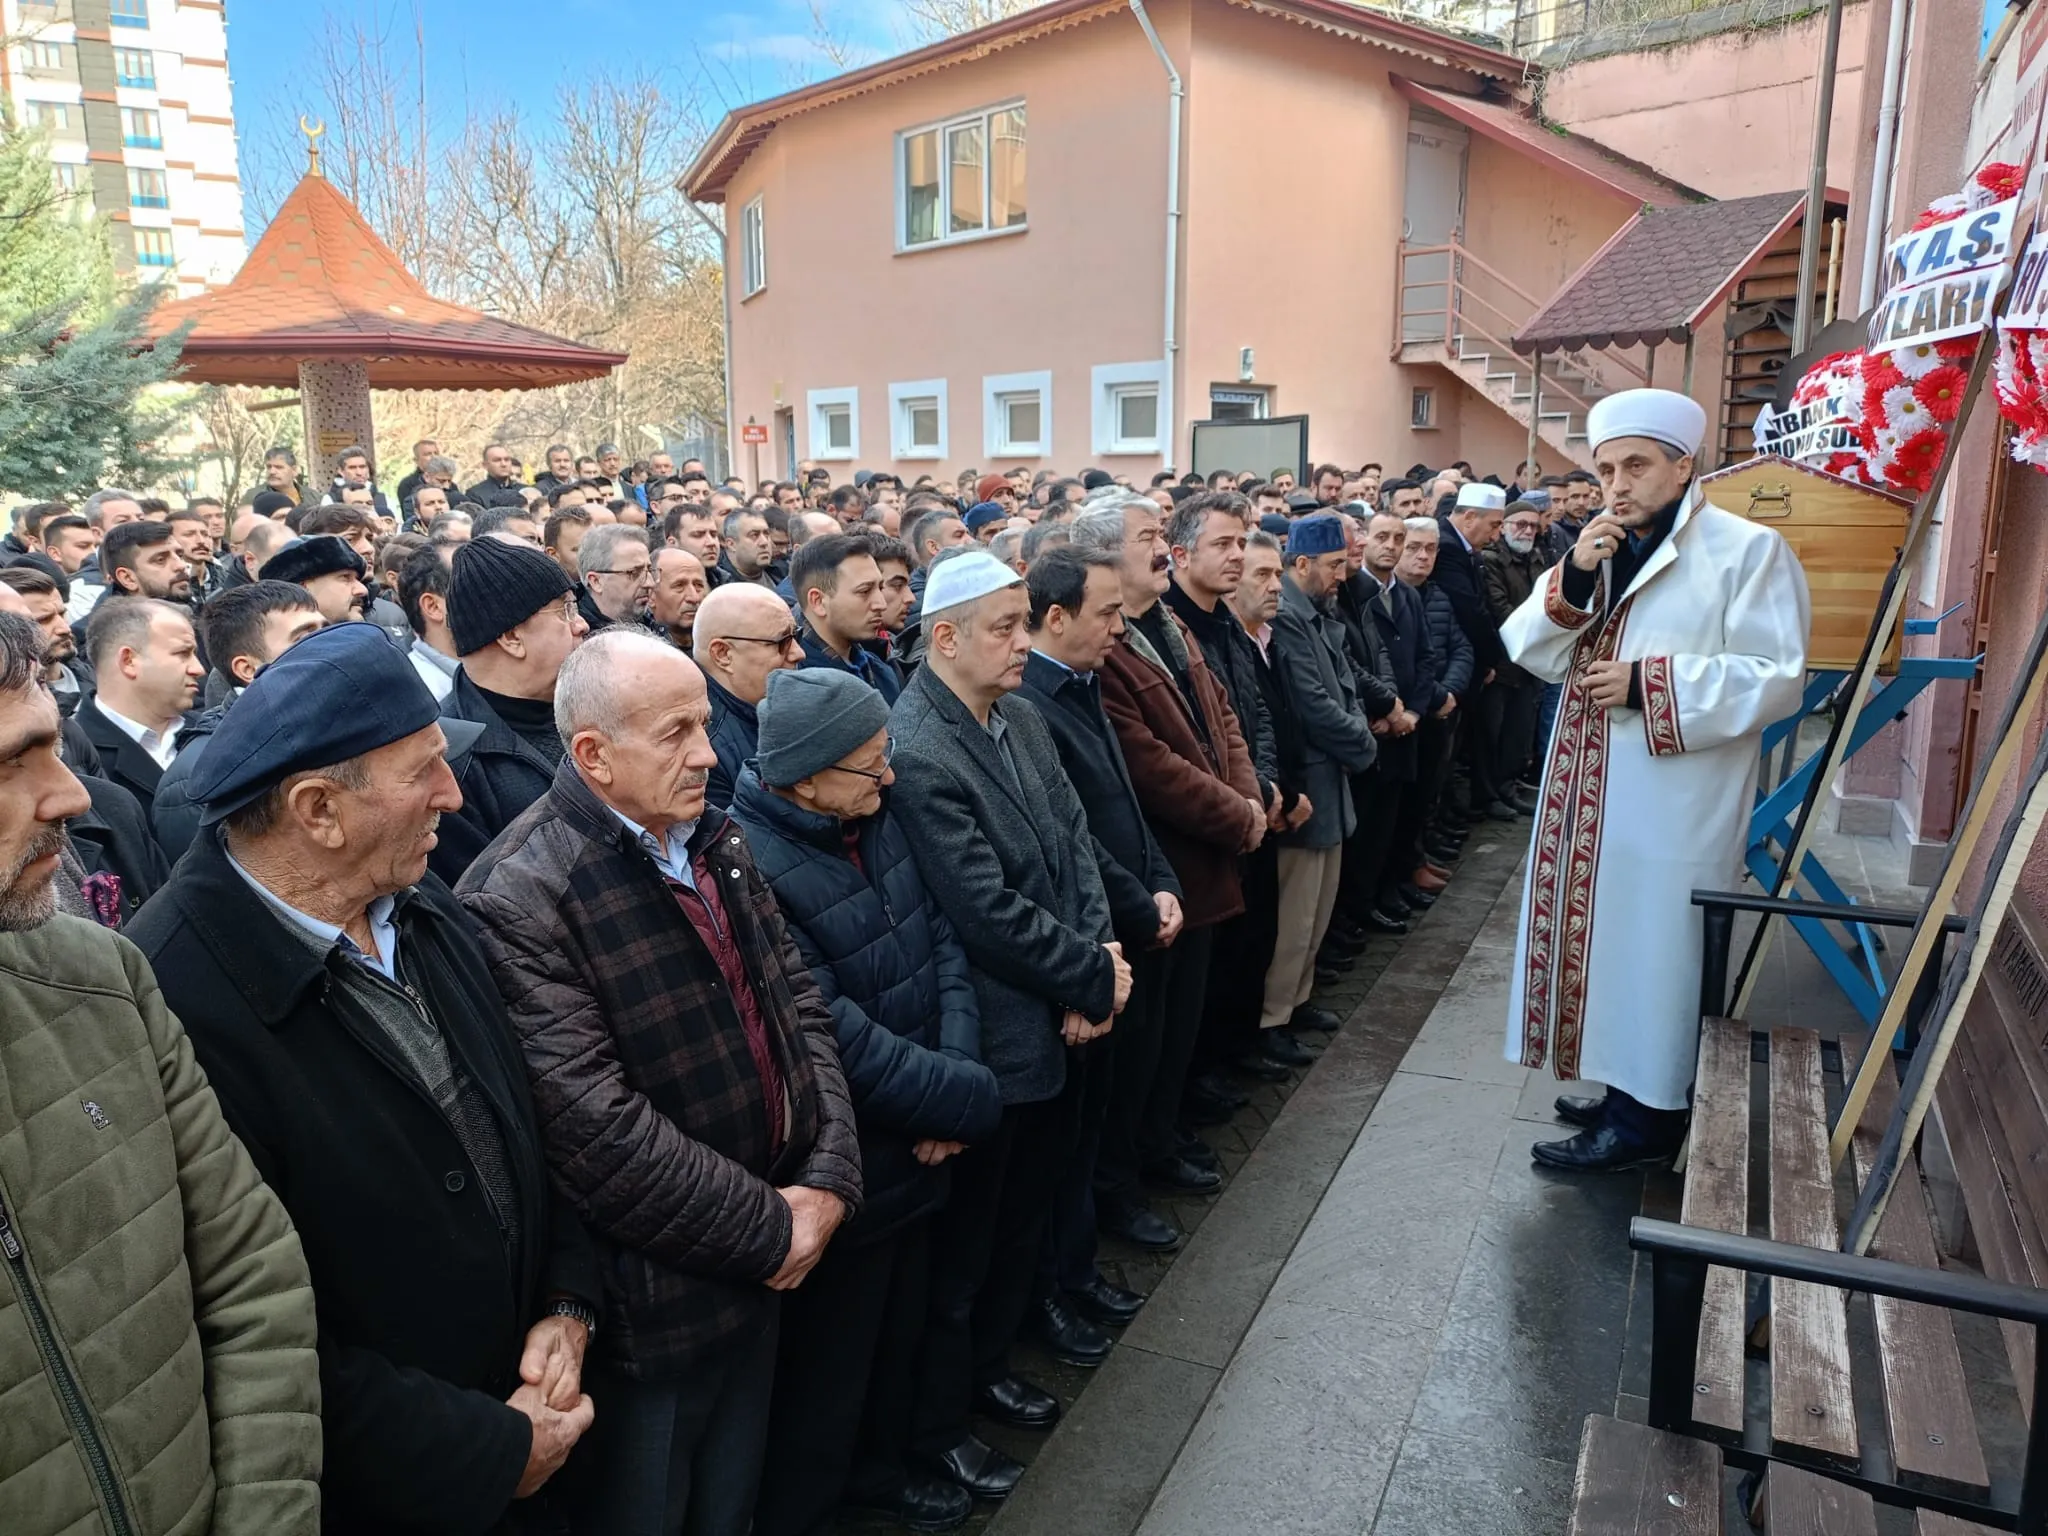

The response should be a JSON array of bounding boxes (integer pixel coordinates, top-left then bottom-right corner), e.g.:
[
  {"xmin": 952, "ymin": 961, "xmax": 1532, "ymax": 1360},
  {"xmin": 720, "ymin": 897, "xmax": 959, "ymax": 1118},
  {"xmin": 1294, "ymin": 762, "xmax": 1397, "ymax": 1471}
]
[
  {"xmin": 1587, "ymin": 388, "xmax": 1708, "ymax": 457},
  {"xmin": 1454, "ymin": 482, "xmax": 1506, "ymax": 512}
]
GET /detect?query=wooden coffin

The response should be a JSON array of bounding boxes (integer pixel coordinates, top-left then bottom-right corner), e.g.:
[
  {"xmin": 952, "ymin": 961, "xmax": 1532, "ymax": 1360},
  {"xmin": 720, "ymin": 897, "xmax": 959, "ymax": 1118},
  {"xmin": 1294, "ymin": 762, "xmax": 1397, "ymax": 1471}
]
[{"xmin": 1698, "ymin": 455, "xmax": 1911, "ymax": 672}]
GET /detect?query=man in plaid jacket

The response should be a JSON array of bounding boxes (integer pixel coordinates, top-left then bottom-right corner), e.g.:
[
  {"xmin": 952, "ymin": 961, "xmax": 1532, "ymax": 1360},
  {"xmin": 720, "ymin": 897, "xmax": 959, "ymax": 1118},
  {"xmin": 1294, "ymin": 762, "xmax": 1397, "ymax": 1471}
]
[{"xmin": 458, "ymin": 627, "xmax": 863, "ymax": 1536}]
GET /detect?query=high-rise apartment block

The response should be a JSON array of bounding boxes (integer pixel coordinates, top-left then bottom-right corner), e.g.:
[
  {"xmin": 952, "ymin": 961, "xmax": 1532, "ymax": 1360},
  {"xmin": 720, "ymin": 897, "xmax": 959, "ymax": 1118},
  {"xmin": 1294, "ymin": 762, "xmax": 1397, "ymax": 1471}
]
[{"xmin": 4, "ymin": 0, "xmax": 245, "ymax": 290}]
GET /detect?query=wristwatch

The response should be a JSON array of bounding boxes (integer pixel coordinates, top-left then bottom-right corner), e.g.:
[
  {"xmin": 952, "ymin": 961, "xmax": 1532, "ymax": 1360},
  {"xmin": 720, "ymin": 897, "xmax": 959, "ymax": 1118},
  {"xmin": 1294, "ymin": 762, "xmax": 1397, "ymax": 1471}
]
[{"xmin": 545, "ymin": 1297, "xmax": 598, "ymax": 1342}]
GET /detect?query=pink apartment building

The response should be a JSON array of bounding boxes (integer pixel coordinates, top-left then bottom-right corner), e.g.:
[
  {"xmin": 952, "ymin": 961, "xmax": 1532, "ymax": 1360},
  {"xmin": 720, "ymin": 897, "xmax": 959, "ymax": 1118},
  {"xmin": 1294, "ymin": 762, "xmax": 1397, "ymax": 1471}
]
[
  {"xmin": 683, "ymin": 0, "xmax": 1673, "ymax": 483},
  {"xmin": 684, "ymin": 0, "xmax": 1865, "ymax": 486}
]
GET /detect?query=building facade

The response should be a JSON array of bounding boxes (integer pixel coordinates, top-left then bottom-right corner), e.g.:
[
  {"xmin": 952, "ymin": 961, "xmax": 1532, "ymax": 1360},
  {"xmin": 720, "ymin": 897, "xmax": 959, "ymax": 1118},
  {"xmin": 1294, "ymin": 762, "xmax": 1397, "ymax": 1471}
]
[
  {"xmin": 685, "ymin": 0, "xmax": 1863, "ymax": 486},
  {"xmin": 3, "ymin": 0, "xmax": 246, "ymax": 293}
]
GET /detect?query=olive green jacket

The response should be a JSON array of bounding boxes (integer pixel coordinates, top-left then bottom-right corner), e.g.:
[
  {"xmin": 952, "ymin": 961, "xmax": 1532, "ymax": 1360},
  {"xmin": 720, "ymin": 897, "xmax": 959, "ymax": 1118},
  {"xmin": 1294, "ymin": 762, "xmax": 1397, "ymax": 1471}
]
[{"xmin": 0, "ymin": 915, "xmax": 321, "ymax": 1535}]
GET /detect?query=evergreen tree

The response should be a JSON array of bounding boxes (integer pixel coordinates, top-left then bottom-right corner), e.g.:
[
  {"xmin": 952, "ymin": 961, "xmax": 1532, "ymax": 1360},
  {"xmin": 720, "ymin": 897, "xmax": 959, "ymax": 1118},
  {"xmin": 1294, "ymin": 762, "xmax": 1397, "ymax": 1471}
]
[{"xmin": 0, "ymin": 113, "xmax": 191, "ymax": 498}]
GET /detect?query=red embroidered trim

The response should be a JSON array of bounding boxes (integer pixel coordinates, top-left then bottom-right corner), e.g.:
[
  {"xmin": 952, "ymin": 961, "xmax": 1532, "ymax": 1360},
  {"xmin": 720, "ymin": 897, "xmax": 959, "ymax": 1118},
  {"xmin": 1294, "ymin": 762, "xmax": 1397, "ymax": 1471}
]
[
  {"xmin": 1542, "ymin": 563, "xmax": 1599, "ymax": 630},
  {"xmin": 1520, "ymin": 599, "xmax": 1628, "ymax": 1079},
  {"xmin": 1640, "ymin": 655, "xmax": 1684, "ymax": 758}
]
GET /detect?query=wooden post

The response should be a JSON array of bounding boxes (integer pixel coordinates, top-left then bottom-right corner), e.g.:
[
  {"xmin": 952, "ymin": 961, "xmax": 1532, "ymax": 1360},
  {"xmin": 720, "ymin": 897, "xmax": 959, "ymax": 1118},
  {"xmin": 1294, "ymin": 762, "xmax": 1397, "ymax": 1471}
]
[
  {"xmin": 1526, "ymin": 349, "xmax": 1542, "ymax": 472},
  {"xmin": 1682, "ymin": 330, "xmax": 1697, "ymax": 395}
]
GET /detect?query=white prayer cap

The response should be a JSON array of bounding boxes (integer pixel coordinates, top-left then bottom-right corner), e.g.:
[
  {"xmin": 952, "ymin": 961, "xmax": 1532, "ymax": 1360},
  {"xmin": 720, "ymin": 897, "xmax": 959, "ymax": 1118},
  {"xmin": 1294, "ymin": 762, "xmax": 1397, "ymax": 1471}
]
[
  {"xmin": 921, "ymin": 549, "xmax": 1022, "ymax": 619},
  {"xmin": 1454, "ymin": 482, "xmax": 1506, "ymax": 512},
  {"xmin": 1587, "ymin": 388, "xmax": 1708, "ymax": 457}
]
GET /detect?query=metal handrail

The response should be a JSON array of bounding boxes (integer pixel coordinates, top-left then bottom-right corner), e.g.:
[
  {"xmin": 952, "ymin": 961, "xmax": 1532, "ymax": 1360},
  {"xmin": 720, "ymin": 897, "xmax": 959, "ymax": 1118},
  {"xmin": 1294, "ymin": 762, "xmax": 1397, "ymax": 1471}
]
[{"xmin": 1394, "ymin": 238, "xmax": 1650, "ymax": 394}]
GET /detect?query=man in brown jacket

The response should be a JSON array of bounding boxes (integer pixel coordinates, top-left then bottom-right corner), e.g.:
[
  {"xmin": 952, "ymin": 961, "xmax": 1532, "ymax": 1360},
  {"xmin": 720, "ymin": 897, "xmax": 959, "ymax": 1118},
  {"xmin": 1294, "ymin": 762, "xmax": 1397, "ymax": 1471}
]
[
  {"xmin": 1068, "ymin": 494, "xmax": 1262, "ymax": 1231},
  {"xmin": 457, "ymin": 626, "xmax": 862, "ymax": 1536},
  {"xmin": 1480, "ymin": 499, "xmax": 1548, "ymax": 808}
]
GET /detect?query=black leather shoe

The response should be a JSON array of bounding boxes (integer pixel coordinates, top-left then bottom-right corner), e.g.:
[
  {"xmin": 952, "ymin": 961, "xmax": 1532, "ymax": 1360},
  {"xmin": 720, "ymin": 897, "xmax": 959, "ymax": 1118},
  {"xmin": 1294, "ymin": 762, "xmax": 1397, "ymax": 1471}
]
[
  {"xmin": 925, "ymin": 1435, "xmax": 1025, "ymax": 1500},
  {"xmin": 1554, "ymin": 1093, "xmax": 1606, "ymax": 1129},
  {"xmin": 1257, "ymin": 1031, "xmax": 1316, "ymax": 1068},
  {"xmin": 1485, "ymin": 800, "xmax": 1521, "ymax": 822},
  {"xmin": 1144, "ymin": 1153, "xmax": 1222, "ymax": 1194},
  {"xmin": 1381, "ymin": 895, "xmax": 1416, "ymax": 919},
  {"xmin": 1424, "ymin": 843, "xmax": 1463, "ymax": 866},
  {"xmin": 1183, "ymin": 1073, "xmax": 1247, "ymax": 1123},
  {"xmin": 1289, "ymin": 1003, "xmax": 1343, "ymax": 1033},
  {"xmin": 1033, "ymin": 1294, "xmax": 1111, "ymax": 1367},
  {"xmin": 1098, "ymin": 1201, "xmax": 1184, "ymax": 1250},
  {"xmin": 974, "ymin": 1374, "xmax": 1062, "ymax": 1429},
  {"xmin": 1396, "ymin": 882, "xmax": 1438, "ymax": 910},
  {"xmin": 1325, "ymin": 916, "xmax": 1369, "ymax": 948},
  {"xmin": 1313, "ymin": 963, "xmax": 1343, "ymax": 988},
  {"xmin": 1315, "ymin": 947, "xmax": 1357, "ymax": 972},
  {"xmin": 1530, "ymin": 1124, "xmax": 1679, "ymax": 1173},
  {"xmin": 1070, "ymin": 1272, "xmax": 1146, "ymax": 1328},
  {"xmin": 841, "ymin": 1474, "xmax": 973, "ymax": 1532},
  {"xmin": 1176, "ymin": 1130, "xmax": 1220, "ymax": 1170},
  {"xmin": 1364, "ymin": 907, "xmax": 1410, "ymax": 936},
  {"xmin": 1231, "ymin": 1049, "xmax": 1292, "ymax": 1083}
]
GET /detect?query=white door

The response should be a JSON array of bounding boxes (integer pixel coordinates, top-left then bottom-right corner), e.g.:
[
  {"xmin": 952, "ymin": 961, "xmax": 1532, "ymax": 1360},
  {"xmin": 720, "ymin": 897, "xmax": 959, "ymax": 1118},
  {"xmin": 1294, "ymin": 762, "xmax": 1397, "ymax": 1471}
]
[{"xmin": 1402, "ymin": 117, "xmax": 1469, "ymax": 344}]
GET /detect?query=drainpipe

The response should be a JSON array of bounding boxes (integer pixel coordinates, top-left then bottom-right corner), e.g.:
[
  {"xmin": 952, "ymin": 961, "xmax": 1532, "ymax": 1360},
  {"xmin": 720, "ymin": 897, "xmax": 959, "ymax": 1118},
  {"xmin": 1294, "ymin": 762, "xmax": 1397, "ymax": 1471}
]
[
  {"xmin": 1791, "ymin": 0, "xmax": 1848, "ymax": 353},
  {"xmin": 1130, "ymin": 0, "xmax": 1183, "ymax": 472},
  {"xmin": 1857, "ymin": 0, "xmax": 1911, "ymax": 314},
  {"xmin": 686, "ymin": 198, "xmax": 737, "ymax": 478}
]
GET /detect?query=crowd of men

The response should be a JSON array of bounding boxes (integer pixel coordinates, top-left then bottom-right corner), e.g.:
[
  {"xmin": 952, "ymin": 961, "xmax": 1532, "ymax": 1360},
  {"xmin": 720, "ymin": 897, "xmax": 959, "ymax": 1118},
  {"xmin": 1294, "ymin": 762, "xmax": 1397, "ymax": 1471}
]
[{"xmin": 0, "ymin": 435, "xmax": 1608, "ymax": 1536}]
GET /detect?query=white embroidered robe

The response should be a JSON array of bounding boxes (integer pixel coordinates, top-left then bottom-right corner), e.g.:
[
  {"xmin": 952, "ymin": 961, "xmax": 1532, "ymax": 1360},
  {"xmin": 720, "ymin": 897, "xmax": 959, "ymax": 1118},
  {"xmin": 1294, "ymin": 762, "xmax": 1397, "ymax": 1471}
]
[{"xmin": 1499, "ymin": 485, "xmax": 1811, "ymax": 1109}]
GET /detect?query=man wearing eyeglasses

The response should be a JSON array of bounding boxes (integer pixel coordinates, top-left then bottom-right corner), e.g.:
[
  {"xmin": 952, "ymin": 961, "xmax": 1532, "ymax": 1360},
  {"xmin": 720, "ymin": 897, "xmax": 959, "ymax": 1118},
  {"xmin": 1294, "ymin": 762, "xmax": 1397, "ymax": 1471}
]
[
  {"xmin": 693, "ymin": 583, "xmax": 804, "ymax": 809},
  {"xmin": 577, "ymin": 524, "xmax": 656, "ymax": 633},
  {"xmin": 433, "ymin": 538, "xmax": 589, "ymax": 883}
]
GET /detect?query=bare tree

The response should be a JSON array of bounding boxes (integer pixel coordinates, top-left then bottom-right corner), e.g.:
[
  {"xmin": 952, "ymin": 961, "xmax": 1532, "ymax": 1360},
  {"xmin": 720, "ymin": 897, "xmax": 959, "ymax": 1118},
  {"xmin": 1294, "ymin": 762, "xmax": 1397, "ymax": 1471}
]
[
  {"xmin": 195, "ymin": 386, "xmax": 297, "ymax": 505},
  {"xmin": 900, "ymin": 0, "xmax": 1051, "ymax": 41}
]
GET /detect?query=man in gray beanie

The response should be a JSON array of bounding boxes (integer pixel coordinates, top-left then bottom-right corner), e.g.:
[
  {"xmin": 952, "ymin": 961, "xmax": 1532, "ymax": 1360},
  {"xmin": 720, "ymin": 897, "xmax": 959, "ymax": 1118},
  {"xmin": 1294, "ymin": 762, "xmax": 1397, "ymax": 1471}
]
[
  {"xmin": 733, "ymin": 667, "xmax": 1001, "ymax": 1535},
  {"xmin": 434, "ymin": 535, "xmax": 589, "ymax": 882}
]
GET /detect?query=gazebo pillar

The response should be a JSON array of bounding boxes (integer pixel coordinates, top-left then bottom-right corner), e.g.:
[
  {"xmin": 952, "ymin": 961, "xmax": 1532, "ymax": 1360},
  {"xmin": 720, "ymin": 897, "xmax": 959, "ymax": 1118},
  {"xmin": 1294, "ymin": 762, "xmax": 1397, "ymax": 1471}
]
[{"xmin": 298, "ymin": 359, "xmax": 377, "ymax": 486}]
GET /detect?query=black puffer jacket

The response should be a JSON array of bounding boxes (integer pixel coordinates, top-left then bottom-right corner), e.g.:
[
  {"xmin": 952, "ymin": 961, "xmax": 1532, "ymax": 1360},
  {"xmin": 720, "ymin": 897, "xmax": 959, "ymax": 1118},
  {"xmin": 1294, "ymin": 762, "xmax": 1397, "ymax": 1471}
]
[
  {"xmin": 1418, "ymin": 579, "xmax": 1474, "ymax": 700},
  {"xmin": 729, "ymin": 768, "xmax": 1001, "ymax": 1243},
  {"xmin": 705, "ymin": 675, "xmax": 760, "ymax": 810},
  {"xmin": 435, "ymin": 671, "xmax": 558, "ymax": 885}
]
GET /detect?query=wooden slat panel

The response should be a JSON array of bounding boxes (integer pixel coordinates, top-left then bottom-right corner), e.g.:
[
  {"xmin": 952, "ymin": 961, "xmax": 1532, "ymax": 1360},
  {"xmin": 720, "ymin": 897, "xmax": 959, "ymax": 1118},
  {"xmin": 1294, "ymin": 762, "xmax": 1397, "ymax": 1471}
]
[
  {"xmin": 1683, "ymin": 1017, "xmax": 1751, "ymax": 1435},
  {"xmin": 1840, "ymin": 1034, "xmax": 1991, "ymax": 1495},
  {"xmin": 1935, "ymin": 1055, "xmax": 2038, "ymax": 1412},
  {"xmin": 1568, "ymin": 1415, "xmax": 1722, "ymax": 1536},
  {"xmin": 1769, "ymin": 1027, "xmax": 1860, "ymax": 1463},
  {"xmin": 1764, "ymin": 1464, "xmax": 1877, "ymax": 1534}
]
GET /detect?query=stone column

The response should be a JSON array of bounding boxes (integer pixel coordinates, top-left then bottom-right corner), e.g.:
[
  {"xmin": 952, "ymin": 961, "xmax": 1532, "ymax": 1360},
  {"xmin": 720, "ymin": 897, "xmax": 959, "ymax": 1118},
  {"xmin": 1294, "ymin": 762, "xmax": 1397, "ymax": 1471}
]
[{"xmin": 297, "ymin": 359, "xmax": 376, "ymax": 487}]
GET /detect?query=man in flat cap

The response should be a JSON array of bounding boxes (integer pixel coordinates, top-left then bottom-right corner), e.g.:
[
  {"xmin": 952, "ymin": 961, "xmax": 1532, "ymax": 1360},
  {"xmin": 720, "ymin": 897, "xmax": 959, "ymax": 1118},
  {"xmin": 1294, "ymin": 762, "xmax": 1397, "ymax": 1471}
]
[
  {"xmin": 888, "ymin": 548, "xmax": 1131, "ymax": 1504},
  {"xmin": 1501, "ymin": 388, "xmax": 1811, "ymax": 1171},
  {"xmin": 126, "ymin": 622, "xmax": 603, "ymax": 1533},
  {"xmin": 259, "ymin": 533, "xmax": 372, "ymax": 627},
  {"xmin": 435, "ymin": 536, "xmax": 589, "ymax": 883}
]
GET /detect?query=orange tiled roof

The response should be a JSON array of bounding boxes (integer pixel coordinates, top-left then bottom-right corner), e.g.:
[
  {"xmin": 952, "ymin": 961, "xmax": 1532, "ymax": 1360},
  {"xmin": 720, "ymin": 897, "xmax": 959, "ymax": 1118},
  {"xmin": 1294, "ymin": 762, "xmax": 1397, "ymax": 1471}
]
[{"xmin": 145, "ymin": 173, "xmax": 627, "ymax": 390}]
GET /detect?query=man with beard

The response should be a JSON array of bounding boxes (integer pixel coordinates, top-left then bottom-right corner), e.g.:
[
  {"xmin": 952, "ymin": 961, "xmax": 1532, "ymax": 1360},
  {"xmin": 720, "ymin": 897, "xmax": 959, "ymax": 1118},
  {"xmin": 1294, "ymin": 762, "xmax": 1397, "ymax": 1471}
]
[
  {"xmin": 1072, "ymin": 494, "xmax": 1261, "ymax": 1211},
  {"xmin": 1481, "ymin": 501, "xmax": 1549, "ymax": 805},
  {"xmin": 260, "ymin": 535, "xmax": 371, "ymax": 626},
  {"xmin": 576, "ymin": 524, "xmax": 655, "ymax": 633},
  {"xmin": 128, "ymin": 622, "xmax": 601, "ymax": 1532},
  {"xmin": 0, "ymin": 605, "xmax": 325, "ymax": 1535},
  {"xmin": 78, "ymin": 520, "xmax": 193, "ymax": 653},
  {"xmin": 76, "ymin": 597, "xmax": 204, "ymax": 819},
  {"xmin": 0, "ymin": 565, "xmax": 87, "ymax": 711},
  {"xmin": 651, "ymin": 547, "xmax": 709, "ymax": 651}
]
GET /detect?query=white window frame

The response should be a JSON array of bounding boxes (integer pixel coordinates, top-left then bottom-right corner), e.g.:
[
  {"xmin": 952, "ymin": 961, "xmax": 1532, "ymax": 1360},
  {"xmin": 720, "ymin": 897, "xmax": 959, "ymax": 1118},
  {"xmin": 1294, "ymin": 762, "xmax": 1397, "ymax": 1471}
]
[
  {"xmin": 1091, "ymin": 361, "xmax": 1167, "ymax": 457},
  {"xmin": 983, "ymin": 369, "xmax": 1051, "ymax": 459},
  {"xmin": 27, "ymin": 101, "xmax": 71, "ymax": 131},
  {"xmin": 1411, "ymin": 386, "xmax": 1437, "ymax": 430},
  {"xmin": 739, "ymin": 195, "xmax": 766, "ymax": 299},
  {"xmin": 1209, "ymin": 386, "xmax": 1270, "ymax": 421},
  {"xmin": 25, "ymin": 40, "xmax": 65, "ymax": 70},
  {"xmin": 895, "ymin": 98, "xmax": 1027, "ymax": 253},
  {"xmin": 887, "ymin": 379, "xmax": 948, "ymax": 461},
  {"xmin": 806, "ymin": 386, "xmax": 860, "ymax": 462}
]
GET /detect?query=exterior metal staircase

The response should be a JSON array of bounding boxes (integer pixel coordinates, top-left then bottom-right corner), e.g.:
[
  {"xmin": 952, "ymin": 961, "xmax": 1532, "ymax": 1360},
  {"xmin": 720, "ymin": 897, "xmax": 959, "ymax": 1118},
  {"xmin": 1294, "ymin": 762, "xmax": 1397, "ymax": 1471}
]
[{"xmin": 1395, "ymin": 240, "xmax": 1647, "ymax": 472}]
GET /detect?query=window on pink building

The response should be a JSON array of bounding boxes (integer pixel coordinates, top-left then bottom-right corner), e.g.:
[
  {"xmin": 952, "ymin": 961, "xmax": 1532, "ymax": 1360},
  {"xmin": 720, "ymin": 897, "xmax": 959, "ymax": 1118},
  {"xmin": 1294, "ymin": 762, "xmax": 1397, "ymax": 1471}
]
[{"xmin": 900, "ymin": 102, "xmax": 1026, "ymax": 251}]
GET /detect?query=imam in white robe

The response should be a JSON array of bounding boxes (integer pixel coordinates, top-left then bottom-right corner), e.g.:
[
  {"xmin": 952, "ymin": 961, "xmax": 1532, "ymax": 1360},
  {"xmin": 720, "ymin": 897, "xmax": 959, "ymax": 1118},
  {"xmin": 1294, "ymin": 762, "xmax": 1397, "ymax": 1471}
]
[{"xmin": 1500, "ymin": 483, "xmax": 1811, "ymax": 1109}]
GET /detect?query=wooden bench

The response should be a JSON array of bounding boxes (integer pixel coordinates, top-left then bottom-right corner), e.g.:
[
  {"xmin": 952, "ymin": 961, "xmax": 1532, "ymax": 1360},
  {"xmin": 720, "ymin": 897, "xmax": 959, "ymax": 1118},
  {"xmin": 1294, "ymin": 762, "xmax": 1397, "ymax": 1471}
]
[{"xmin": 1566, "ymin": 891, "xmax": 2046, "ymax": 1534}]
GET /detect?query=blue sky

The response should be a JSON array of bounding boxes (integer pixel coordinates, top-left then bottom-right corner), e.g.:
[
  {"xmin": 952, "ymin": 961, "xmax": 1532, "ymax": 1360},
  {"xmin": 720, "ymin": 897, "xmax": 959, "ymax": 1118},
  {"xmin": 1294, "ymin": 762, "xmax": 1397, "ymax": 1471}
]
[{"xmin": 229, "ymin": 0, "xmax": 916, "ymax": 194}]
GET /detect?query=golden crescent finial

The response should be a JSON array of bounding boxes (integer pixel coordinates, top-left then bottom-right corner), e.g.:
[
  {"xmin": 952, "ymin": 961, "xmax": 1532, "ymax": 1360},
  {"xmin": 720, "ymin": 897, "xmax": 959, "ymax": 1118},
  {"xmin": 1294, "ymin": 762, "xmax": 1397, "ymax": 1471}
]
[{"xmin": 299, "ymin": 115, "xmax": 326, "ymax": 177}]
